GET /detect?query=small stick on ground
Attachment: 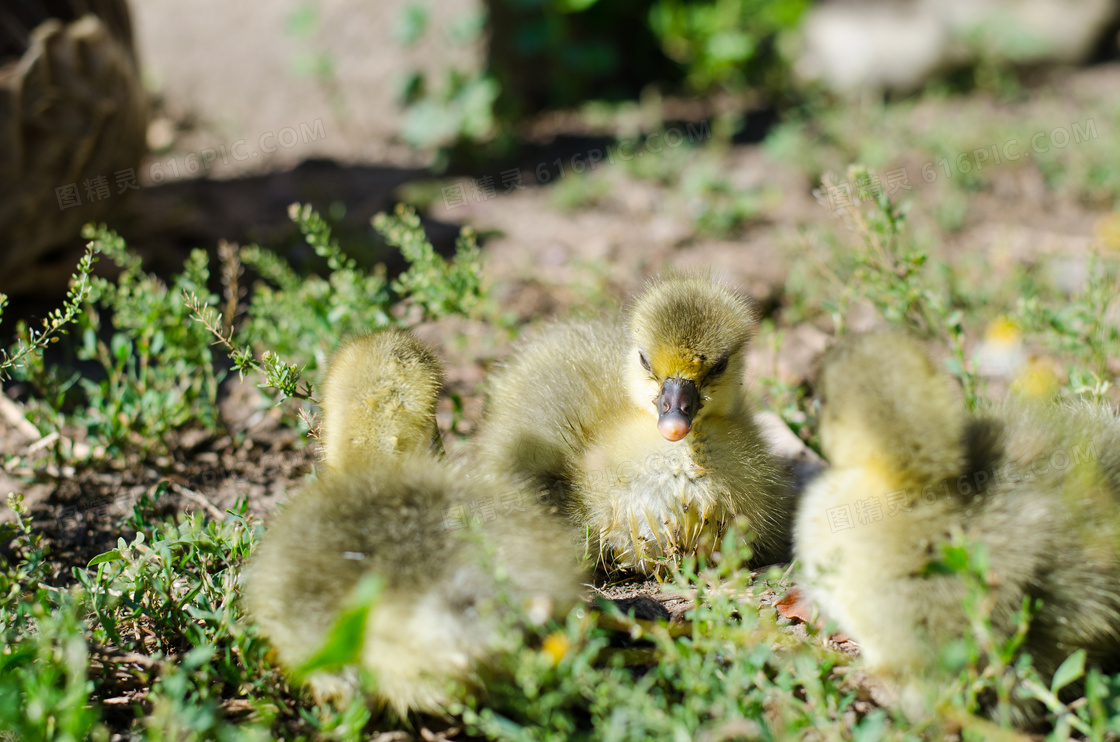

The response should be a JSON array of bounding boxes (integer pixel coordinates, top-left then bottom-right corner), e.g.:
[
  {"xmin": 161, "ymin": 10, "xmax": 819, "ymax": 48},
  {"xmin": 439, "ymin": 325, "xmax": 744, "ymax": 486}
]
[{"xmin": 172, "ymin": 483, "xmax": 226, "ymax": 520}]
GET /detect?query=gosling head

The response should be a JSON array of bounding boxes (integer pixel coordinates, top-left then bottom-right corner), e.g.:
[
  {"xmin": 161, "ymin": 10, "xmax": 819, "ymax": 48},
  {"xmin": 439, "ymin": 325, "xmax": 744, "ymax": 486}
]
[
  {"xmin": 815, "ymin": 331, "xmax": 966, "ymax": 483},
  {"xmin": 626, "ymin": 273, "xmax": 757, "ymax": 442}
]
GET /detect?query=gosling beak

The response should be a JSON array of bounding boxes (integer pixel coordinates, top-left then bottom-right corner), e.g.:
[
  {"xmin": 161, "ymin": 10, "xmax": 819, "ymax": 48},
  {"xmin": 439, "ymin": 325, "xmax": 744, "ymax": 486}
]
[{"xmin": 656, "ymin": 377, "xmax": 699, "ymax": 442}]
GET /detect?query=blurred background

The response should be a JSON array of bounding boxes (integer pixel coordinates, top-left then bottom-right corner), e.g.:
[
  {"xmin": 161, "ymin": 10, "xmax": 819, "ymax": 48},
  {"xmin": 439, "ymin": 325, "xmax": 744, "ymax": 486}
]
[{"xmin": 3, "ymin": 0, "xmax": 1120, "ymax": 402}]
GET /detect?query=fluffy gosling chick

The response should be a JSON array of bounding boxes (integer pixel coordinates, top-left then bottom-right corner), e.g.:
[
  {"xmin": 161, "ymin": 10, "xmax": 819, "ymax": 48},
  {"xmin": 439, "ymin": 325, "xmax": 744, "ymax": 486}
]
[
  {"xmin": 795, "ymin": 330, "xmax": 1120, "ymax": 716},
  {"xmin": 319, "ymin": 329, "xmax": 444, "ymax": 471},
  {"xmin": 479, "ymin": 273, "xmax": 790, "ymax": 574},
  {"xmin": 244, "ymin": 331, "xmax": 585, "ymax": 716},
  {"xmin": 244, "ymin": 462, "xmax": 585, "ymax": 716}
]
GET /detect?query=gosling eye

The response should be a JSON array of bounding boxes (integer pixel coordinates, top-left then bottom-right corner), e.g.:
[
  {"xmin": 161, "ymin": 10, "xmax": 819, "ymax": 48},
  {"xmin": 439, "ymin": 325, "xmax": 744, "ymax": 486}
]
[
  {"xmin": 706, "ymin": 357, "xmax": 728, "ymax": 380},
  {"xmin": 639, "ymin": 351, "xmax": 651, "ymax": 372}
]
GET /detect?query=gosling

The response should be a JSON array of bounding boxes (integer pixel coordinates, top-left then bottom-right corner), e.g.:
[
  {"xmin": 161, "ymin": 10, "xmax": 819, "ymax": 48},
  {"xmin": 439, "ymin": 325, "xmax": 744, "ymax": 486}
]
[
  {"xmin": 795, "ymin": 330, "xmax": 1120, "ymax": 717},
  {"xmin": 243, "ymin": 331, "xmax": 585, "ymax": 716},
  {"xmin": 319, "ymin": 329, "xmax": 444, "ymax": 471},
  {"xmin": 478, "ymin": 272, "xmax": 790, "ymax": 574}
]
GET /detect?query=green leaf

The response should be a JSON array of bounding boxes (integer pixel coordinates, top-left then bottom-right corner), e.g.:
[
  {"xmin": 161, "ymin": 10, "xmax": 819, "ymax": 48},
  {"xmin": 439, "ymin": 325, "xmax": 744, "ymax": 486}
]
[
  {"xmin": 393, "ymin": 3, "xmax": 429, "ymax": 45},
  {"xmin": 285, "ymin": 4, "xmax": 318, "ymax": 37},
  {"xmin": 111, "ymin": 334, "xmax": 132, "ymax": 363},
  {"xmin": 294, "ymin": 572, "xmax": 384, "ymax": 679},
  {"xmin": 554, "ymin": 0, "xmax": 602, "ymax": 13},
  {"xmin": 1050, "ymin": 649, "xmax": 1086, "ymax": 693},
  {"xmin": 87, "ymin": 550, "xmax": 123, "ymax": 567},
  {"xmin": 183, "ymin": 645, "xmax": 216, "ymax": 671}
]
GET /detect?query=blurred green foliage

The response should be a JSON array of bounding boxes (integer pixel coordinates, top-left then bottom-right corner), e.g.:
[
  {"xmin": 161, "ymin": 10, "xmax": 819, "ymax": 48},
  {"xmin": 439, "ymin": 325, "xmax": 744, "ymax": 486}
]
[
  {"xmin": 397, "ymin": 4, "xmax": 501, "ymax": 154},
  {"xmin": 649, "ymin": 0, "xmax": 809, "ymax": 94},
  {"xmin": 398, "ymin": 0, "xmax": 808, "ymax": 153},
  {"xmin": 484, "ymin": 0, "xmax": 679, "ymax": 114},
  {"xmin": 285, "ymin": 3, "xmax": 347, "ymax": 122}
]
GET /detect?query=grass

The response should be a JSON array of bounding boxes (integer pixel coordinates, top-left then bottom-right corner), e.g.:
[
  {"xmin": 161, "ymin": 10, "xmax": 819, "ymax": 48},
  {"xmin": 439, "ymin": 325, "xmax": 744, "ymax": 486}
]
[
  {"xmin": 778, "ymin": 148, "xmax": 1120, "ymax": 414},
  {"xmin": 0, "ymin": 204, "xmax": 489, "ymax": 740},
  {"xmin": 4, "ymin": 76, "xmax": 1120, "ymax": 740},
  {"xmin": 543, "ymin": 116, "xmax": 773, "ymax": 239},
  {"xmin": 764, "ymin": 85, "xmax": 1120, "ymax": 229}
]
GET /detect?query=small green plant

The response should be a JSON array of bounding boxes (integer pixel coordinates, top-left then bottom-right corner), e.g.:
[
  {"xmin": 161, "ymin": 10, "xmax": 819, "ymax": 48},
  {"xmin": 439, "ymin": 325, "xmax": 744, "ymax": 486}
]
[
  {"xmin": 285, "ymin": 3, "xmax": 347, "ymax": 124},
  {"xmin": 3, "ymin": 202, "xmax": 482, "ymax": 464},
  {"xmin": 921, "ymin": 537, "xmax": 1037, "ymax": 724},
  {"xmin": 455, "ymin": 527, "xmax": 859, "ymax": 740},
  {"xmin": 816, "ymin": 165, "xmax": 982, "ymax": 408},
  {"xmin": 76, "ymin": 228, "xmax": 223, "ymax": 456},
  {"xmin": 550, "ymin": 170, "xmax": 614, "ymax": 212},
  {"xmin": 918, "ymin": 534, "xmax": 1119, "ymax": 737},
  {"xmin": 187, "ymin": 202, "xmax": 484, "ymax": 414},
  {"xmin": 377, "ymin": 204, "xmax": 484, "ymax": 322},
  {"xmin": 1018, "ymin": 251, "xmax": 1120, "ymax": 403},
  {"xmin": 71, "ymin": 490, "xmax": 311, "ymax": 739},
  {"xmin": 0, "ymin": 494, "xmax": 53, "ymax": 635},
  {"xmin": 401, "ymin": 71, "xmax": 501, "ymax": 154},
  {"xmin": 680, "ymin": 162, "xmax": 766, "ymax": 237},
  {"xmin": 755, "ymin": 321, "xmax": 818, "ymax": 452},
  {"xmin": 0, "ymin": 494, "xmax": 104, "ymax": 741},
  {"xmin": 397, "ymin": 4, "xmax": 499, "ymax": 156},
  {"xmin": 10, "ymin": 230, "xmax": 222, "ymax": 461},
  {"xmin": 1, "ymin": 244, "xmax": 98, "ymax": 380}
]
